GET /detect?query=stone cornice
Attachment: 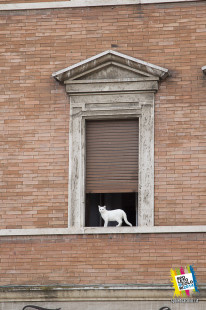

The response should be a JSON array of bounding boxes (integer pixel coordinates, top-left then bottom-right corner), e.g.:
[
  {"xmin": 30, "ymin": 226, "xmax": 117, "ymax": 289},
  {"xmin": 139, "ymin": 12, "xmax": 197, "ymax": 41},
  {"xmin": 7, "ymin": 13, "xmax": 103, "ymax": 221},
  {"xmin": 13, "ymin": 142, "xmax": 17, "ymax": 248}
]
[
  {"xmin": 0, "ymin": 284, "xmax": 205, "ymax": 301},
  {"xmin": 52, "ymin": 50, "xmax": 169, "ymax": 82},
  {"xmin": 0, "ymin": 0, "xmax": 202, "ymax": 11}
]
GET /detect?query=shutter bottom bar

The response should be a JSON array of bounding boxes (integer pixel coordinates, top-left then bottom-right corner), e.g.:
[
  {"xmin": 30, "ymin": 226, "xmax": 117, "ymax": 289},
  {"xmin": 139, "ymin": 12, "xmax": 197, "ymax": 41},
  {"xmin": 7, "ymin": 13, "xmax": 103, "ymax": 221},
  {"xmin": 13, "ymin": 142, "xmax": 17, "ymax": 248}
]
[{"xmin": 86, "ymin": 189, "xmax": 138, "ymax": 193}]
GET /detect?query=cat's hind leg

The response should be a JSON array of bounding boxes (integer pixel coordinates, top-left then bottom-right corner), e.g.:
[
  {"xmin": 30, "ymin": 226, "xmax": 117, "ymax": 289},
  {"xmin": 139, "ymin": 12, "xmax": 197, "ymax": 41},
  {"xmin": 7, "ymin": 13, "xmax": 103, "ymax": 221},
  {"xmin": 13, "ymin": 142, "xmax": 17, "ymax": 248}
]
[{"xmin": 116, "ymin": 220, "xmax": 122, "ymax": 227}]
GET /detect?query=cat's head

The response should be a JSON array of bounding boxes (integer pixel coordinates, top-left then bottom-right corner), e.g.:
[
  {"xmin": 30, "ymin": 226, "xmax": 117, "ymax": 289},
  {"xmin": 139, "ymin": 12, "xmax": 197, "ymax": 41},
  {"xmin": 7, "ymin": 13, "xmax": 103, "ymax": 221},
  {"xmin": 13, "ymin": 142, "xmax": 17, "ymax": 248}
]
[{"xmin": 98, "ymin": 205, "xmax": 106, "ymax": 213}]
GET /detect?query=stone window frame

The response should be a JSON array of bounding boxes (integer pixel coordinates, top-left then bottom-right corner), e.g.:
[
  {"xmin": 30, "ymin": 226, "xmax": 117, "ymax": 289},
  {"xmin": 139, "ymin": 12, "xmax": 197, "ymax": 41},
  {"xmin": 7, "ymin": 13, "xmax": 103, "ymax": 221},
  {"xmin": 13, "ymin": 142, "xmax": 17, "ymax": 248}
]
[{"xmin": 52, "ymin": 50, "xmax": 169, "ymax": 232}]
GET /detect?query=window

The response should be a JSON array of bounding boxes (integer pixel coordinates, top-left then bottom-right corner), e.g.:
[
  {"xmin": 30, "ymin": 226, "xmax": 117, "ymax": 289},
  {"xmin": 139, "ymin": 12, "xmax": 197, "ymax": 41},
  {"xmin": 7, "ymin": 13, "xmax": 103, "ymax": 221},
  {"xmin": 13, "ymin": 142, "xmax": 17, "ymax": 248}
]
[
  {"xmin": 85, "ymin": 119, "xmax": 139, "ymax": 227},
  {"xmin": 52, "ymin": 50, "xmax": 169, "ymax": 231}
]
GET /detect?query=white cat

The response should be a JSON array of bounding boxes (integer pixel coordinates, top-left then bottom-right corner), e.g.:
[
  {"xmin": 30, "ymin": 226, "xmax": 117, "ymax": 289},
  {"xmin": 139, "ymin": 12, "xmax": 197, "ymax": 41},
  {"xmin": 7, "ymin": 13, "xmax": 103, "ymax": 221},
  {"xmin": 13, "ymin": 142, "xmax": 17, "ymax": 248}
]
[{"xmin": 98, "ymin": 205, "xmax": 132, "ymax": 227}]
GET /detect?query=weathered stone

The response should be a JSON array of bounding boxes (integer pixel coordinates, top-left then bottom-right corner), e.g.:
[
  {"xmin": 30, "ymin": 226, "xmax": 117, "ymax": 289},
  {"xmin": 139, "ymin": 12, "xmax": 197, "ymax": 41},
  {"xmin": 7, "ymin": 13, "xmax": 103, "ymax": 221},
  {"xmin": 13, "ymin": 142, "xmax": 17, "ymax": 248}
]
[{"xmin": 53, "ymin": 50, "xmax": 169, "ymax": 230}]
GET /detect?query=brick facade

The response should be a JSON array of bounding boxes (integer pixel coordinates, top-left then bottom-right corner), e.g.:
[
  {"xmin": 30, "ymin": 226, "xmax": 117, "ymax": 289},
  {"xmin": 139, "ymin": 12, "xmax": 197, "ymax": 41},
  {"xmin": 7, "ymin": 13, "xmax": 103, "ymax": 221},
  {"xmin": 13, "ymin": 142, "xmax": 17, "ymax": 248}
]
[
  {"xmin": 0, "ymin": 233, "xmax": 205, "ymax": 285},
  {"xmin": 0, "ymin": 1, "xmax": 206, "ymax": 286}
]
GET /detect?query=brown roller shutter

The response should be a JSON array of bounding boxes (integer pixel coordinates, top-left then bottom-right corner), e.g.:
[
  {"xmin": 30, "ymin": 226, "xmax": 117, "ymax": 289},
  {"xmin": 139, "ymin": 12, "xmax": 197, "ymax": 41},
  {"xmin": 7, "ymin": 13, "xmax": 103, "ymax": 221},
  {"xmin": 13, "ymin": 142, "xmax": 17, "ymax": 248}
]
[{"xmin": 86, "ymin": 119, "xmax": 139, "ymax": 193}]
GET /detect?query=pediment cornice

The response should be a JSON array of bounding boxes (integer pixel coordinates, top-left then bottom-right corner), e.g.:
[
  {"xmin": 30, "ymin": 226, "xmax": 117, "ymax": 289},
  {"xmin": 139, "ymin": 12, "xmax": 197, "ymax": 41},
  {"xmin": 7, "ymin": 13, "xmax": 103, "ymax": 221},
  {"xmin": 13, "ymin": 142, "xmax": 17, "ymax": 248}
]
[{"xmin": 52, "ymin": 50, "xmax": 169, "ymax": 83}]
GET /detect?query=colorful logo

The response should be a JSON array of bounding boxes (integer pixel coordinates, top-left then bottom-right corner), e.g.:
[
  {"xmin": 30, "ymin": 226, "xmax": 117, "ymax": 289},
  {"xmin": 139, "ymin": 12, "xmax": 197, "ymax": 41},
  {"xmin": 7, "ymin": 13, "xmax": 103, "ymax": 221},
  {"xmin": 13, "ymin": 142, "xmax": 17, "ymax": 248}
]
[{"xmin": 170, "ymin": 265, "xmax": 199, "ymax": 297}]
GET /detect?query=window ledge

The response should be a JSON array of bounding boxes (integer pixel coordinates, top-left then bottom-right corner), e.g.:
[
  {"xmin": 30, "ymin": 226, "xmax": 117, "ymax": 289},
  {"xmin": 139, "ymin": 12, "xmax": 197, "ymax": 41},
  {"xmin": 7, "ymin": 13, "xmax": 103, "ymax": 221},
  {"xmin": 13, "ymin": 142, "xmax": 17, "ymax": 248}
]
[{"xmin": 1, "ymin": 226, "xmax": 206, "ymax": 236}]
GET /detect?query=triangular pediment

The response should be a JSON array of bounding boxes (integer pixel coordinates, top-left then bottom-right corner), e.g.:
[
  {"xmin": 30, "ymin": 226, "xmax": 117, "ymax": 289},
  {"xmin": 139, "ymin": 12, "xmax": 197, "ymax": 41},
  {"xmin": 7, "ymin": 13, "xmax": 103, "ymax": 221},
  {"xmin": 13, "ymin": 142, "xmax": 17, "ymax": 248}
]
[
  {"xmin": 52, "ymin": 50, "xmax": 169, "ymax": 82},
  {"xmin": 78, "ymin": 62, "xmax": 151, "ymax": 80}
]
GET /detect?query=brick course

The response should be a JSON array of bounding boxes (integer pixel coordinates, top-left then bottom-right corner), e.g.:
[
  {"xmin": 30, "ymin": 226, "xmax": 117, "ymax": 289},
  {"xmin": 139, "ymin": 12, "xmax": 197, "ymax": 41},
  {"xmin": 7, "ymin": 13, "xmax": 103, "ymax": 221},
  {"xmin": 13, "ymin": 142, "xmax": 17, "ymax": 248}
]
[{"xmin": 0, "ymin": 233, "xmax": 205, "ymax": 285}]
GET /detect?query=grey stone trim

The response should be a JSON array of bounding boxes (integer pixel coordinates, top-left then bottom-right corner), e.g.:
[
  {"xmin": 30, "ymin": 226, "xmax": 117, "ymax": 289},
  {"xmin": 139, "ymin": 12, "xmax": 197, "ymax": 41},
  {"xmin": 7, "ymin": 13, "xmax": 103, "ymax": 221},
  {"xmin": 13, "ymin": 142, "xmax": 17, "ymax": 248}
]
[
  {"xmin": 0, "ymin": 0, "xmax": 201, "ymax": 11},
  {"xmin": 202, "ymin": 65, "xmax": 206, "ymax": 74},
  {"xmin": 0, "ymin": 284, "xmax": 206, "ymax": 304},
  {"xmin": 53, "ymin": 50, "xmax": 168, "ymax": 229},
  {"xmin": 53, "ymin": 50, "xmax": 169, "ymax": 82},
  {"xmin": 65, "ymin": 80, "xmax": 159, "ymax": 93},
  {"xmin": 0, "ymin": 285, "xmax": 176, "ymax": 304},
  {"xmin": 67, "ymin": 90, "xmax": 155, "ymax": 228},
  {"xmin": 0, "ymin": 225, "xmax": 206, "ymax": 236}
]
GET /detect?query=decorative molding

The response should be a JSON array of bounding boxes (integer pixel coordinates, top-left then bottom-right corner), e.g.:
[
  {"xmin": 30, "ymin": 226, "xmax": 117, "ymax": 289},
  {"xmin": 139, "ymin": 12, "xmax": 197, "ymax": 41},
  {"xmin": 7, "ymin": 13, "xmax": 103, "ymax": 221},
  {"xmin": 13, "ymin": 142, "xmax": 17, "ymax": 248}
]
[
  {"xmin": 0, "ymin": 284, "xmax": 205, "ymax": 305},
  {"xmin": 52, "ymin": 50, "xmax": 169, "ymax": 82},
  {"xmin": 0, "ymin": 225, "xmax": 206, "ymax": 236},
  {"xmin": 53, "ymin": 51, "xmax": 169, "ymax": 229},
  {"xmin": 0, "ymin": 284, "xmax": 204, "ymax": 310},
  {"xmin": 0, "ymin": 0, "xmax": 201, "ymax": 11},
  {"xmin": 0, "ymin": 284, "xmax": 204, "ymax": 301}
]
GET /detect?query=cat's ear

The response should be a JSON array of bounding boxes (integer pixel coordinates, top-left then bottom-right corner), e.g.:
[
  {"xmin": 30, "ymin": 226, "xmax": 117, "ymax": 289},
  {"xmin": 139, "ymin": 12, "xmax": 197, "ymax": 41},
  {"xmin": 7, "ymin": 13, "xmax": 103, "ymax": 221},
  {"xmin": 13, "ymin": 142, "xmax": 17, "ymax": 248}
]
[{"xmin": 103, "ymin": 205, "xmax": 106, "ymax": 209}]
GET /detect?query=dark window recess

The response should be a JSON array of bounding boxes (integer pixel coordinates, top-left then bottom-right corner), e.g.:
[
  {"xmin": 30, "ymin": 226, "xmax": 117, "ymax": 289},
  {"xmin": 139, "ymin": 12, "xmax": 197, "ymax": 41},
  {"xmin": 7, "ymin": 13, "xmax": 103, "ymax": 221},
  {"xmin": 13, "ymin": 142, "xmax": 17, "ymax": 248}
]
[
  {"xmin": 85, "ymin": 193, "xmax": 138, "ymax": 227},
  {"xmin": 85, "ymin": 119, "xmax": 139, "ymax": 227}
]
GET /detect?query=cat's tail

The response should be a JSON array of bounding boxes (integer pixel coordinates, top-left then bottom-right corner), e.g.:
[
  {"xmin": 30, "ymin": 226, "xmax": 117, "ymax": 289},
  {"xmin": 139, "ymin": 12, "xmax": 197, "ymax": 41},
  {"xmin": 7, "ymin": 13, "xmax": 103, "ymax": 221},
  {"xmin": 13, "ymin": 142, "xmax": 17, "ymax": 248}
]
[{"xmin": 123, "ymin": 212, "xmax": 132, "ymax": 226}]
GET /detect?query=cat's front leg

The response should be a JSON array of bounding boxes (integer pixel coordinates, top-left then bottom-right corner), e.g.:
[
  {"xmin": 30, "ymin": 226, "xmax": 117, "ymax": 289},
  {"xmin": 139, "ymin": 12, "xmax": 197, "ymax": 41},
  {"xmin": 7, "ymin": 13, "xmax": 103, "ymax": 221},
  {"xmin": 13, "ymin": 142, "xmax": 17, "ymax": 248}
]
[{"xmin": 104, "ymin": 219, "xmax": 108, "ymax": 227}]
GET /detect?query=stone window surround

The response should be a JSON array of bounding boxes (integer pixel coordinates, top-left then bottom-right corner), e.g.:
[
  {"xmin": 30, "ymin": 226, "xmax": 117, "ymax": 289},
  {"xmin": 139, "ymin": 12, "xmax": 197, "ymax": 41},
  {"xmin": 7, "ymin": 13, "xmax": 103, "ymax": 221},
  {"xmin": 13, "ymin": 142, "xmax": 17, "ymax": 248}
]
[
  {"xmin": 68, "ymin": 87, "xmax": 154, "ymax": 229},
  {"xmin": 52, "ymin": 50, "xmax": 170, "ymax": 232}
]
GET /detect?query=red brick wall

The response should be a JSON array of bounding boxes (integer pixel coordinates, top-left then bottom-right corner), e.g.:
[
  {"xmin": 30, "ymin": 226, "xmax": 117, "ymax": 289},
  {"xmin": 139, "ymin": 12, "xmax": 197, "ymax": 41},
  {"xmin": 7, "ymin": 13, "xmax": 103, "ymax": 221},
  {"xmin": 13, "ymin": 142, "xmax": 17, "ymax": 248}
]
[
  {"xmin": 0, "ymin": 233, "xmax": 204, "ymax": 285},
  {"xmin": 0, "ymin": 2, "xmax": 206, "ymax": 229}
]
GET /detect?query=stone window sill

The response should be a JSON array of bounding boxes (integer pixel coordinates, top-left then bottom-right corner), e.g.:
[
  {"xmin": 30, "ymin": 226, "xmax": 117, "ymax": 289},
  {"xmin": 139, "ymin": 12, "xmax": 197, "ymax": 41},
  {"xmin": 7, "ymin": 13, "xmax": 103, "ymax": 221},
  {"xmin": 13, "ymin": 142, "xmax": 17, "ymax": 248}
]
[{"xmin": 0, "ymin": 225, "xmax": 206, "ymax": 236}]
